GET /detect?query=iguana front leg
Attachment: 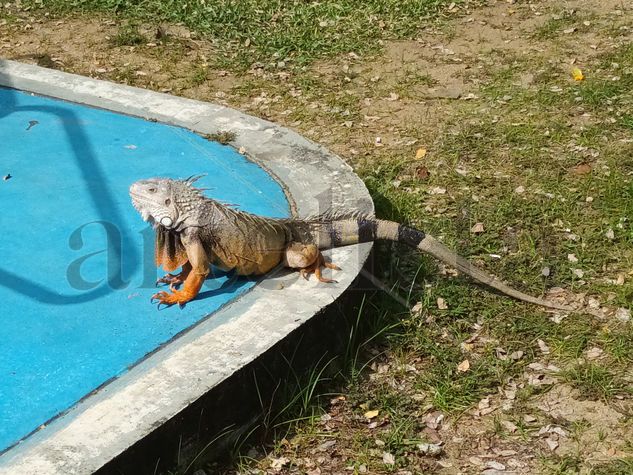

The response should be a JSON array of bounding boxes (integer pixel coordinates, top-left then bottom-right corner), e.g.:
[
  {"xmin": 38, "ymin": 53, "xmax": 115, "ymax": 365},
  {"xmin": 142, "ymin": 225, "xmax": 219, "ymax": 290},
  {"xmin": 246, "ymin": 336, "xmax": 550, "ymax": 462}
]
[
  {"xmin": 152, "ymin": 235, "xmax": 209, "ymax": 307},
  {"xmin": 156, "ymin": 262, "xmax": 192, "ymax": 290}
]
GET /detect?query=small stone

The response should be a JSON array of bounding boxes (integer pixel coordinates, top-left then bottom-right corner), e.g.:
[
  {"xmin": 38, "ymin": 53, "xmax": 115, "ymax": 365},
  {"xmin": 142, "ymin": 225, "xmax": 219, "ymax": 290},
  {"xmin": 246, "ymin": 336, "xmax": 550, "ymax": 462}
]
[
  {"xmin": 515, "ymin": 185, "xmax": 525, "ymax": 194},
  {"xmin": 573, "ymin": 269, "xmax": 585, "ymax": 278},
  {"xmin": 605, "ymin": 228, "xmax": 615, "ymax": 240},
  {"xmin": 541, "ymin": 266, "xmax": 551, "ymax": 277},
  {"xmin": 567, "ymin": 253, "xmax": 578, "ymax": 263}
]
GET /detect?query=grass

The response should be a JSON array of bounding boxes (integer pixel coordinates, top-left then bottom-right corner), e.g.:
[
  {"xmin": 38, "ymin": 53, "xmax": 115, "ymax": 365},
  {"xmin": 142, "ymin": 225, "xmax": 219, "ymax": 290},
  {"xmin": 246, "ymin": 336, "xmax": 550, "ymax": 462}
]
[
  {"xmin": 25, "ymin": 0, "xmax": 467, "ymax": 70},
  {"xmin": 110, "ymin": 22, "xmax": 147, "ymax": 46},
  {"xmin": 590, "ymin": 458, "xmax": 633, "ymax": 475},
  {"xmin": 562, "ymin": 363, "xmax": 627, "ymax": 401},
  {"xmin": 204, "ymin": 130, "xmax": 237, "ymax": 145}
]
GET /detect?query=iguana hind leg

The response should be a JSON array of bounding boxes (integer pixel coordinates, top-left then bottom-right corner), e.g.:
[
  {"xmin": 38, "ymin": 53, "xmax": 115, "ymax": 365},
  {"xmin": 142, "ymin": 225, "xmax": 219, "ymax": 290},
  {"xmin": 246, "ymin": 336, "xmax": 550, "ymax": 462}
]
[{"xmin": 284, "ymin": 242, "xmax": 340, "ymax": 283}]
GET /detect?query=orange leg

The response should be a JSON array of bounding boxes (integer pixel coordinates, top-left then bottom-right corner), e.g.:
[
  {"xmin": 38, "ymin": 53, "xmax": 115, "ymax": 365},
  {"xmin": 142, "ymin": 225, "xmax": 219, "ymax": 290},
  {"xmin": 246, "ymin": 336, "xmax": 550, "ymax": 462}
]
[
  {"xmin": 299, "ymin": 252, "xmax": 341, "ymax": 283},
  {"xmin": 151, "ymin": 271, "xmax": 207, "ymax": 308}
]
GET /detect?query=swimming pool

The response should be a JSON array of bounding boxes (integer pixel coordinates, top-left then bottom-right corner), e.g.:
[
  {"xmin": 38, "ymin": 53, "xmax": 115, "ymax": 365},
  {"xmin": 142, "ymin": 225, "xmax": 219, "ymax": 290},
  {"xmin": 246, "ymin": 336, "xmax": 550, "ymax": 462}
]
[{"xmin": 0, "ymin": 87, "xmax": 290, "ymax": 452}]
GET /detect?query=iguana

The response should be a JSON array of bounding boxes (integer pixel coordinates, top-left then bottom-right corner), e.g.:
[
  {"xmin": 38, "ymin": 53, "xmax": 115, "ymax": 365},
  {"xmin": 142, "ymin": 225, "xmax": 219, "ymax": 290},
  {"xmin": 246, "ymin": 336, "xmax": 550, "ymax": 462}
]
[{"xmin": 129, "ymin": 177, "xmax": 571, "ymax": 311}]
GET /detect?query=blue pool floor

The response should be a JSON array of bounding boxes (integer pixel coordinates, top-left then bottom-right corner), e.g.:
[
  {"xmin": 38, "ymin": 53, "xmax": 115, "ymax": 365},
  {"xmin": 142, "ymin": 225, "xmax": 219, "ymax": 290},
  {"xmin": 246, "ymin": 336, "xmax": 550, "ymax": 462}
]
[{"xmin": 0, "ymin": 87, "xmax": 289, "ymax": 452}]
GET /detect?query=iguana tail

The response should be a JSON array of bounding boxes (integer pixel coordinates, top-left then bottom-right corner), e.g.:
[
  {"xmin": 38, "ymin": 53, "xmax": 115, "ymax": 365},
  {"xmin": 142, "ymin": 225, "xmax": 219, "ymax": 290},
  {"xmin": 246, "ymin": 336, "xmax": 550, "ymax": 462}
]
[{"xmin": 311, "ymin": 218, "xmax": 571, "ymax": 311}]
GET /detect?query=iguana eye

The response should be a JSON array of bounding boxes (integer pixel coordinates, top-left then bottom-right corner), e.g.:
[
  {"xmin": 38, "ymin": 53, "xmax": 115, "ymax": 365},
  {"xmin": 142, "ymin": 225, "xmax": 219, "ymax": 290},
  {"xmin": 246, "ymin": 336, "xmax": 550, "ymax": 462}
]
[
  {"xmin": 148, "ymin": 187, "xmax": 157, "ymax": 193},
  {"xmin": 164, "ymin": 198, "xmax": 171, "ymax": 206}
]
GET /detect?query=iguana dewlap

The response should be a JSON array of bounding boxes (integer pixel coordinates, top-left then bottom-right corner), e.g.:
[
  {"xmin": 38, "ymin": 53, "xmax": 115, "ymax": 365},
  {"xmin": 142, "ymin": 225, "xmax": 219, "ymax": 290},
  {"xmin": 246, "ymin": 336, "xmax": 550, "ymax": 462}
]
[{"xmin": 129, "ymin": 177, "xmax": 570, "ymax": 311}]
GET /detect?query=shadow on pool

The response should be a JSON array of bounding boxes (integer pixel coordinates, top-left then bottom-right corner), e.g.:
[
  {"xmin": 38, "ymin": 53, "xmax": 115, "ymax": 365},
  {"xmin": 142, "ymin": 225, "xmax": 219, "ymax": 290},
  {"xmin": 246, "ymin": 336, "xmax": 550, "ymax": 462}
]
[{"xmin": 0, "ymin": 79, "xmax": 137, "ymax": 305}]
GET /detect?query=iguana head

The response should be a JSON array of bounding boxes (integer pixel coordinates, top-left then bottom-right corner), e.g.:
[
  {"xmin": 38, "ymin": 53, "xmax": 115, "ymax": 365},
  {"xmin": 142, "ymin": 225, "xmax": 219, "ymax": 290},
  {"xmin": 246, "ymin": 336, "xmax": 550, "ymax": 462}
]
[{"xmin": 129, "ymin": 177, "xmax": 205, "ymax": 230}]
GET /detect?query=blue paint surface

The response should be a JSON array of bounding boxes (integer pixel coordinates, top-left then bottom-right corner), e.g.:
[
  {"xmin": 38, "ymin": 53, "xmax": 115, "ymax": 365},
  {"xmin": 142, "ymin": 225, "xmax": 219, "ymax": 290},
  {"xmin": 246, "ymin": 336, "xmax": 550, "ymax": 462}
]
[{"xmin": 0, "ymin": 87, "xmax": 290, "ymax": 452}]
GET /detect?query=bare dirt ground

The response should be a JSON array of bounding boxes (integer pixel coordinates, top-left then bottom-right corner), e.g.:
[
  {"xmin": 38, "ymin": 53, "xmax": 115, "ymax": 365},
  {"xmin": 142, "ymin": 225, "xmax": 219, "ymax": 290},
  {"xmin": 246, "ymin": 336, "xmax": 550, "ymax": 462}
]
[{"xmin": 2, "ymin": 0, "xmax": 632, "ymax": 473}]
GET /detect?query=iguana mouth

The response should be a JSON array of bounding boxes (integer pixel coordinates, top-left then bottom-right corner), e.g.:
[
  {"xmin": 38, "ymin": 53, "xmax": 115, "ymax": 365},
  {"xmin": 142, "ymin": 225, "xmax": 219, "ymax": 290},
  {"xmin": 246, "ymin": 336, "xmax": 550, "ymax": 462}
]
[{"xmin": 129, "ymin": 191, "xmax": 157, "ymax": 224}]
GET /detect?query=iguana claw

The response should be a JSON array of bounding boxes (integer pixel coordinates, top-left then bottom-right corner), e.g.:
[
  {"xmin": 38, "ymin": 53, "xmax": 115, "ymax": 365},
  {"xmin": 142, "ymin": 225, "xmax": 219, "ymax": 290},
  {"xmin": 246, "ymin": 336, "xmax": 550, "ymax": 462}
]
[
  {"xmin": 156, "ymin": 273, "xmax": 184, "ymax": 287},
  {"xmin": 151, "ymin": 289, "xmax": 195, "ymax": 308}
]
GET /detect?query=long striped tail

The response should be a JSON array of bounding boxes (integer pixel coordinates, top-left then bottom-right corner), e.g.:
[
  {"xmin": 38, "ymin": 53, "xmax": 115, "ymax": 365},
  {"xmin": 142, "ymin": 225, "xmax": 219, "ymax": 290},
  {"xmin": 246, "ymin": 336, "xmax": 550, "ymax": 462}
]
[{"xmin": 314, "ymin": 218, "xmax": 571, "ymax": 311}]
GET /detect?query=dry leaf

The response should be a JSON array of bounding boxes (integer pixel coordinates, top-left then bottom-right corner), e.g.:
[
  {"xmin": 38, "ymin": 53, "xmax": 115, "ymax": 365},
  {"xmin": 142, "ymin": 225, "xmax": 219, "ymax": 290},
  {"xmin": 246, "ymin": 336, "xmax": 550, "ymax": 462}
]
[
  {"xmin": 545, "ymin": 438, "xmax": 559, "ymax": 451},
  {"xmin": 586, "ymin": 347, "xmax": 603, "ymax": 359},
  {"xmin": 486, "ymin": 461, "xmax": 506, "ymax": 470},
  {"xmin": 382, "ymin": 452, "xmax": 395, "ymax": 465},
  {"xmin": 471, "ymin": 222, "xmax": 485, "ymax": 234},
  {"xmin": 418, "ymin": 442, "xmax": 443, "ymax": 456},
  {"xmin": 501, "ymin": 420, "xmax": 518, "ymax": 433},
  {"xmin": 364, "ymin": 409, "xmax": 379, "ymax": 419},
  {"xmin": 457, "ymin": 359, "xmax": 470, "ymax": 372},
  {"xmin": 270, "ymin": 457, "xmax": 290, "ymax": 471},
  {"xmin": 437, "ymin": 297, "xmax": 448, "ymax": 310},
  {"xmin": 415, "ymin": 148, "xmax": 427, "ymax": 159},
  {"xmin": 415, "ymin": 165, "xmax": 430, "ymax": 180},
  {"xmin": 615, "ymin": 308, "xmax": 631, "ymax": 322},
  {"xmin": 570, "ymin": 162, "xmax": 592, "ymax": 175},
  {"xmin": 572, "ymin": 67, "xmax": 584, "ymax": 81}
]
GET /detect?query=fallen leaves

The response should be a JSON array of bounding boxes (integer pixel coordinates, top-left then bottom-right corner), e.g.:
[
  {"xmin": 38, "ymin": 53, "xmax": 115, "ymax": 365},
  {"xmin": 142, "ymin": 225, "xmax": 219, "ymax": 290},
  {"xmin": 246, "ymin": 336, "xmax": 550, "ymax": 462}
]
[
  {"xmin": 470, "ymin": 222, "xmax": 485, "ymax": 234},
  {"xmin": 415, "ymin": 165, "xmax": 430, "ymax": 180},
  {"xmin": 572, "ymin": 67, "xmax": 584, "ymax": 81},
  {"xmin": 270, "ymin": 456, "xmax": 290, "ymax": 472},
  {"xmin": 457, "ymin": 359, "xmax": 470, "ymax": 372},
  {"xmin": 382, "ymin": 451, "xmax": 395, "ymax": 465},
  {"xmin": 417, "ymin": 442, "xmax": 443, "ymax": 456},
  {"xmin": 415, "ymin": 147, "xmax": 427, "ymax": 160},
  {"xmin": 570, "ymin": 162, "xmax": 592, "ymax": 175},
  {"xmin": 364, "ymin": 409, "xmax": 379, "ymax": 420}
]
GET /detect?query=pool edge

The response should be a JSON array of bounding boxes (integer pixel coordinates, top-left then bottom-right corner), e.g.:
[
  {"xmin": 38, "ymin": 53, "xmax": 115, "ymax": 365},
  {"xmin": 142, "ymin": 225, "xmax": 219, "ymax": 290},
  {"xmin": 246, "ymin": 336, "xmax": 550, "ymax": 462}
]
[{"xmin": 0, "ymin": 60, "xmax": 374, "ymax": 474}]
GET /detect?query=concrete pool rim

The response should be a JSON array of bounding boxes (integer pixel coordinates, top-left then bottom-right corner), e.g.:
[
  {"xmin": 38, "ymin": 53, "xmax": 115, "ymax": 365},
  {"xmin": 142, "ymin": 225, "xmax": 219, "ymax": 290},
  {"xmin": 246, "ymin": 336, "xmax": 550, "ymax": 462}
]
[{"xmin": 0, "ymin": 59, "xmax": 373, "ymax": 474}]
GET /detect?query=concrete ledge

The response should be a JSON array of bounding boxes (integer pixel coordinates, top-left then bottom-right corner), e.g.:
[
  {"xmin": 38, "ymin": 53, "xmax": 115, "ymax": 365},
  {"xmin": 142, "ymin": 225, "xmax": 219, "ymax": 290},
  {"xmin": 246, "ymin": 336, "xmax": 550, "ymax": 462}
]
[{"xmin": 0, "ymin": 60, "xmax": 373, "ymax": 474}]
